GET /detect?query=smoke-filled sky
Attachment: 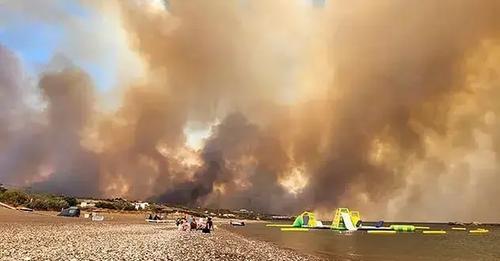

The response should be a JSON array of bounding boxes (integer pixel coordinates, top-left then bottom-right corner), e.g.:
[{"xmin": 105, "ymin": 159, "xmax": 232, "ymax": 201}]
[{"xmin": 1, "ymin": 0, "xmax": 500, "ymax": 222}]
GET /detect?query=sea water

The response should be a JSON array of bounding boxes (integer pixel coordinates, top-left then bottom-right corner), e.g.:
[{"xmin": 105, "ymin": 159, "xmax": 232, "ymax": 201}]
[{"xmin": 226, "ymin": 223, "xmax": 500, "ymax": 260}]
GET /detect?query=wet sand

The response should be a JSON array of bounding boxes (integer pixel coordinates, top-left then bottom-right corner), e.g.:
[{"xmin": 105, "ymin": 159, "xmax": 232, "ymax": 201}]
[{"xmin": 0, "ymin": 208, "xmax": 322, "ymax": 261}]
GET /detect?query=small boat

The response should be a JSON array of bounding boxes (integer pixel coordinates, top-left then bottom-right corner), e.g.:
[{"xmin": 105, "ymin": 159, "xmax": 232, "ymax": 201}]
[
  {"xmin": 146, "ymin": 219, "xmax": 168, "ymax": 223},
  {"xmin": 230, "ymin": 220, "xmax": 245, "ymax": 226},
  {"xmin": 17, "ymin": 207, "xmax": 34, "ymax": 212},
  {"xmin": 92, "ymin": 214, "xmax": 104, "ymax": 221}
]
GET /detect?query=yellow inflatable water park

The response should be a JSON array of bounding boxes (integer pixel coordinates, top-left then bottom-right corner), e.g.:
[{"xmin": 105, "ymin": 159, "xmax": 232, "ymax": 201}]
[
  {"xmin": 292, "ymin": 211, "xmax": 324, "ymax": 228},
  {"xmin": 266, "ymin": 207, "xmax": 490, "ymax": 235},
  {"xmin": 267, "ymin": 211, "xmax": 328, "ymax": 231},
  {"xmin": 331, "ymin": 208, "xmax": 358, "ymax": 230},
  {"xmin": 269, "ymin": 208, "xmax": 365, "ymax": 231}
]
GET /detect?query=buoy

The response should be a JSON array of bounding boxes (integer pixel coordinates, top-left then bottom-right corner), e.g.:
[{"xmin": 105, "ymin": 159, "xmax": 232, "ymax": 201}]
[
  {"xmin": 281, "ymin": 228, "xmax": 309, "ymax": 232},
  {"xmin": 451, "ymin": 227, "xmax": 466, "ymax": 231},
  {"xmin": 423, "ymin": 230, "xmax": 446, "ymax": 234},
  {"xmin": 367, "ymin": 230, "xmax": 396, "ymax": 234}
]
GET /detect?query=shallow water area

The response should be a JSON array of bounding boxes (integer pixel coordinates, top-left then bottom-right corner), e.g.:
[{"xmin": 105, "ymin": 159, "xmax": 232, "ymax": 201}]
[{"xmin": 226, "ymin": 223, "xmax": 500, "ymax": 260}]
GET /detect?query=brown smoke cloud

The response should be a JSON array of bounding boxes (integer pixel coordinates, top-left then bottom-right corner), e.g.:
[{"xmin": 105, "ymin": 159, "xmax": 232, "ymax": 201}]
[
  {"xmin": 0, "ymin": 48, "xmax": 99, "ymax": 196},
  {"xmin": 2, "ymin": 0, "xmax": 500, "ymax": 221},
  {"xmin": 34, "ymin": 68, "xmax": 101, "ymax": 196},
  {"xmin": 0, "ymin": 45, "xmax": 47, "ymax": 184}
]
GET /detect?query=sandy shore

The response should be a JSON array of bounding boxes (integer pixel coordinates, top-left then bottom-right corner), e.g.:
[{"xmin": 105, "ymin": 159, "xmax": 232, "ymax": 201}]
[{"xmin": 0, "ymin": 208, "xmax": 322, "ymax": 261}]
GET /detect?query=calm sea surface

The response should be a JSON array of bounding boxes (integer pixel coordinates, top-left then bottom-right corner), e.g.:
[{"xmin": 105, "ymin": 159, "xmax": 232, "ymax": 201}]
[{"xmin": 226, "ymin": 222, "xmax": 500, "ymax": 260}]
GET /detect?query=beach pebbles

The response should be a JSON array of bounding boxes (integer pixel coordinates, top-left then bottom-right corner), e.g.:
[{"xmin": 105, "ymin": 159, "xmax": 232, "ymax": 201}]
[{"xmin": 0, "ymin": 213, "xmax": 322, "ymax": 260}]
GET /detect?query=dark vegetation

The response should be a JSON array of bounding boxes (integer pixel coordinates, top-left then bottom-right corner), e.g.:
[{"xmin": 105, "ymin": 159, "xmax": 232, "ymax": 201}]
[
  {"xmin": 0, "ymin": 184, "xmax": 139, "ymax": 211},
  {"xmin": 0, "ymin": 184, "xmax": 281, "ymax": 219},
  {"xmin": 94, "ymin": 199, "xmax": 136, "ymax": 211},
  {"xmin": 0, "ymin": 184, "xmax": 76, "ymax": 211}
]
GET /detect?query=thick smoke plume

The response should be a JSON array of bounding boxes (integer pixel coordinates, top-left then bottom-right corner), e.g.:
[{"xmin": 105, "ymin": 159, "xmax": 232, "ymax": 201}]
[{"xmin": 2, "ymin": 0, "xmax": 500, "ymax": 221}]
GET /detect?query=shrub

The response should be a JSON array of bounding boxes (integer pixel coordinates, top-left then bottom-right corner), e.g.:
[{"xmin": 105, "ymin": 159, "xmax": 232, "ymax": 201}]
[
  {"xmin": 114, "ymin": 200, "xmax": 136, "ymax": 211},
  {"xmin": 64, "ymin": 197, "xmax": 77, "ymax": 207},
  {"xmin": 95, "ymin": 201, "xmax": 116, "ymax": 209},
  {"xmin": 95, "ymin": 200, "xmax": 136, "ymax": 211},
  {"xmin": 148, "ymin": 203, "xmax": 160, "ymax": 212},
  {"xmin": 26, "ymin": 198, "xmax": 50, "ymax": 210},
  {"xmin": 0, "ymin": 190, "xmax": 30, "ymax": 206},
  {"xmin": 47, "ymin": 198, "xmax": 69, "ymax": 210},
  {"xmin": 24, "ymin": 196, "xmax": 69, "ymax": 211}
]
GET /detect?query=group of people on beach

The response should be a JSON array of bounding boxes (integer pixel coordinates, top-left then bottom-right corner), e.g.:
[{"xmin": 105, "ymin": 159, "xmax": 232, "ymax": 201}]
[{"xmin": 176, "ymin": 215, "xmax": 213, "ymax": 233}]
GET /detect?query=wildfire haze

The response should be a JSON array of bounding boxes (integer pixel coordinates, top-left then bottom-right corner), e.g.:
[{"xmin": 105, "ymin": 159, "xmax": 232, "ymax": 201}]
[{"xmin": 1, "ymin": 0, "xmax": 500, "ymax": 222}]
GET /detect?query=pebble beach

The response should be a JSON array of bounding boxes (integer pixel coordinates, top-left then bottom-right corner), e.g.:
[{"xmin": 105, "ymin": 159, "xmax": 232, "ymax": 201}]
[{"xmin": 0, "ymin": 208, "xmax": 322, "ymax": 261}]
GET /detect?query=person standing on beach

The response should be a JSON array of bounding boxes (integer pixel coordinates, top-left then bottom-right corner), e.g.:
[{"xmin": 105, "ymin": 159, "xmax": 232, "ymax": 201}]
[
  {"xmin": 190, "ymin": 218, "xmax": 197, "ymax": 230},
  {"xmin": 207, "ymin": 217, "xmax": 213, "ymax": 230},
  {"xmin": 202, "ymin": 217, "xmax": 213, "ymax": 233}
]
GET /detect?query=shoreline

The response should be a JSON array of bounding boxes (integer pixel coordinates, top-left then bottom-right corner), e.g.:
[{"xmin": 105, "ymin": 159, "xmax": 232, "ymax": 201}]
[{"xmin": 0, "ymin": 208, "xmax": 323, "ymax": 261}]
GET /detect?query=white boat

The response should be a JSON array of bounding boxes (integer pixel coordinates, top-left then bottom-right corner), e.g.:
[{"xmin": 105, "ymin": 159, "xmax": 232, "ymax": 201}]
[
  {"xmin": 146, "ymin": 219, "xmax": 168, "ymax": 223},
  {"xmin": 230, "ymin": 220, "xmax": 245, "ymax": 226},
  {"xmin": 92, "ymin": 215, "xmax": 104, "ymax": 221}
]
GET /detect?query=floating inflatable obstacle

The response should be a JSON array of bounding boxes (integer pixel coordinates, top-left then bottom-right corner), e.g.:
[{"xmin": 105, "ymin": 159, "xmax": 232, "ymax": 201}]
[
  {"xmin": 266, "ymin": 224, "xmax": 294, "ymax": 227},
  {"xmin": 367, "ymin": 230, "xmax": 396, "ymax": 234},
  {"xmin": 469, "ymin": 228, "xmax": 489, "ymax": 234},
  {"xmin": 390, "ymin": 225, "xmax": 416, "ymax": 232},
  {"xmin": 270, "ymin": 210, "xmax": 333, "ymax": 232},
  {"xmin": 451, "ymin": 227, "xmax": 466, "ymax": 231},
  {"xmin": 423, "ymin": 230, "xmax": 447, "ymax": 234},
  {"xmin": 414, "ymin": 226, "xmax": 430, "ymax": 230},
  {"xmin": 357, "ymin": 226, "xmax": 392, "ymax": 231},
  {"xmin": 331, "ymin": 208, "xmax": 360, "ymax": 231},
  {"xmin": 281, "ymin": 227, "xmax": 307, "ymax": 232},
  {"xmin": 292, "ymin": 211, "xmax": 323, "ymax": 228}
]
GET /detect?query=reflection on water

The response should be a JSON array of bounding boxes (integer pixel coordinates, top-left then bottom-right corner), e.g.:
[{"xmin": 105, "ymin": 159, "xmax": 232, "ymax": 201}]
[{"xmin": 226, "ymin": 223, "xmax": 500, "ymax": 260}]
